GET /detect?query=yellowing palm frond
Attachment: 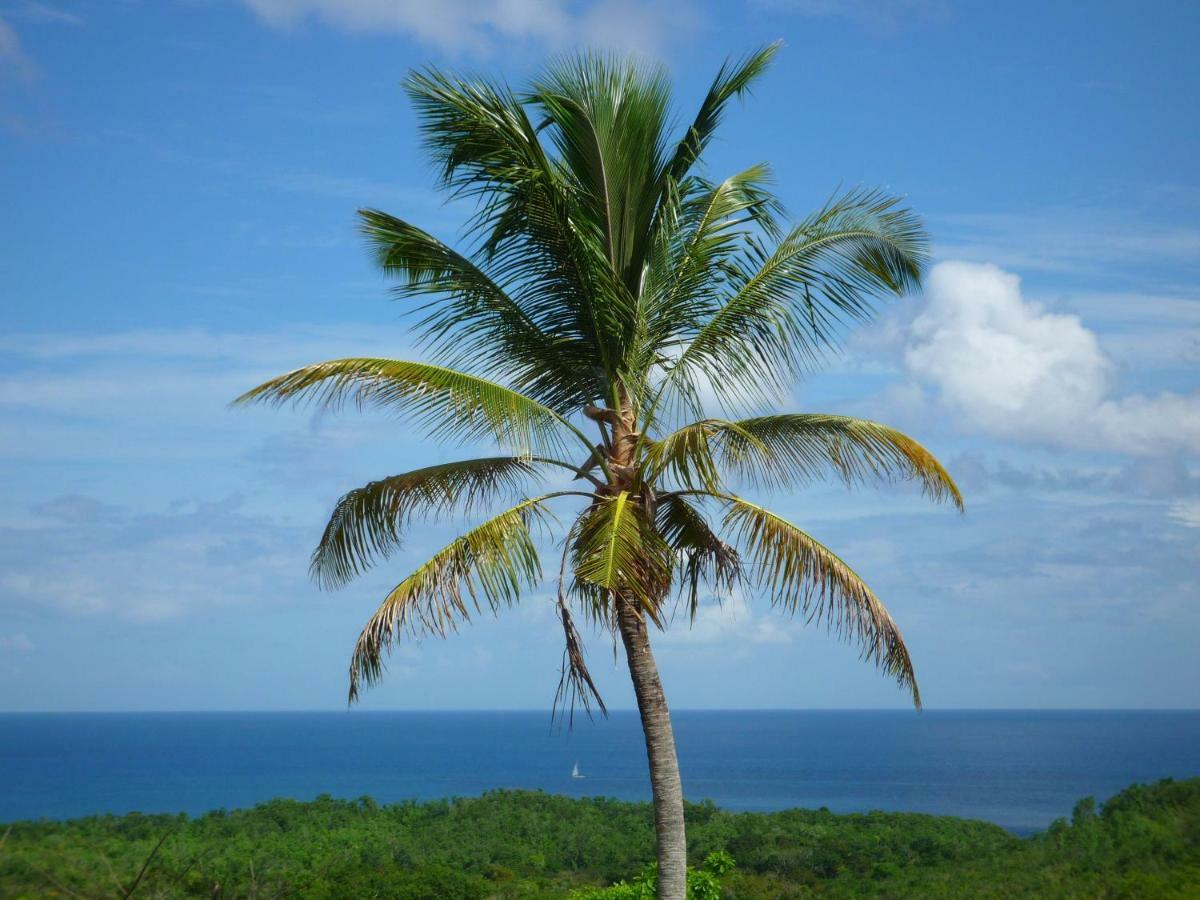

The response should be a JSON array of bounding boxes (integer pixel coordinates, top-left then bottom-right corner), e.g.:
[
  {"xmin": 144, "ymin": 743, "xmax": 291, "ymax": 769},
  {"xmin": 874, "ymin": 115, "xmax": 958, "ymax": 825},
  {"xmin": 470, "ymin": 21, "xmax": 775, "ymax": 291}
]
[
  {"xmin": 648, "ymin": 414, "xmax": 963, "ymax": 509},
  {"xmin": 311, "ymin": 457, "xmax": 545, "ymax": 589},
  {"xmin": 234, "ymin": 358, "xmax": 585, "ymax": 458},
  {"xmin": 572, "ymin": 491, "xmax": 674, "ymax": 623},
  {"xmin": 722, "ymin": 496, "xmax": 920, "ymax": 707},
  {"xmin": 347, "ymin": 495, "xmax": 558, "ymax": 702}
]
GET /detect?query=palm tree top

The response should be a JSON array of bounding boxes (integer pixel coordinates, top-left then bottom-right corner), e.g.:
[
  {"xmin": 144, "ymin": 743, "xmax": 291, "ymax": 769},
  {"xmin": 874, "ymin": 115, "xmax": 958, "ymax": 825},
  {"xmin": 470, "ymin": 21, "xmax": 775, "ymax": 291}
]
[{"xmin": 235, "ymin": 42, "xmax": 961, "ymax": 717}]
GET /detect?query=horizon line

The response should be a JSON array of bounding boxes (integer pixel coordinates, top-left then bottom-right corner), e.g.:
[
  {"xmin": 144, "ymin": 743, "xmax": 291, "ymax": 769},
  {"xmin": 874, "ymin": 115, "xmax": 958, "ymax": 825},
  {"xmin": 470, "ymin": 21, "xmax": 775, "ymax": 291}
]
[{"xmin": 3, "ymin": 707, "xmax": 1198, "ymax": 715}]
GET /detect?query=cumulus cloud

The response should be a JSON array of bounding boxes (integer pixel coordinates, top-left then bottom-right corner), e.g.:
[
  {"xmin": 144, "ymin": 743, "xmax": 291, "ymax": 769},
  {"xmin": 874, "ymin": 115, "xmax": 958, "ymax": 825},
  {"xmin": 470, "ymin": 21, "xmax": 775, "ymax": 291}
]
[
  {"xmin": 239, "ymin": 0, "xmax": 697, "ymax": 55},
  {"xmin": 904, "ymin": 261, "xmax": 1200, "ymax": 456}
]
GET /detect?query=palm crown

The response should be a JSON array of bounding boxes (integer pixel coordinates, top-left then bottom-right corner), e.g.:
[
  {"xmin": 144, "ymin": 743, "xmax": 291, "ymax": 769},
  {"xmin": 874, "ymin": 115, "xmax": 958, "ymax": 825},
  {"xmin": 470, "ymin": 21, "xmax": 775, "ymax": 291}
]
[{"xmin": 237, "ymin": 44, "xmax": 962, "ymax": 717}]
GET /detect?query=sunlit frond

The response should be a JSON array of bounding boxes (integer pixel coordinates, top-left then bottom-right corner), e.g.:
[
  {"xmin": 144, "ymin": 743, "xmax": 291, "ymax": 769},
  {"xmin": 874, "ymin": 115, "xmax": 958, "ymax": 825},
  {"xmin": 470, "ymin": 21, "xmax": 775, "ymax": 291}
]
[
  {"xmin": 311, "ymin": 457, "xmax": 548, "ymax": 589},
  {"xmin": 656, "ymin": 494, "xmax": 741, "ymax": 622},
  {"xmin": 572, "ymin": 492, "xmax": 673, "ymax": 622},
  {"xmin": 533, "ymin": 53, "xmax": 672, "ymax": 293},
  {"xmin": 348, "ymin": 495, "xmax": 558, "ymax": 702},
  {"xmin": 658, "ymin": 188, "xmax": 928, "ymax": 417},
  {"xmin": 661, "ymin": 43, "xmax": 780, "ymax": 187},
  {"xmin": 648, "ymin": 415, "xmax": 963, "ymax": 509},
  {"xmin": 722, "ymin": 495, "xmax": 920, "ymax": 707},
  {"xmin": 234, "ymin": 358, "xmax": 584, "ymax": 457},
  {"xmin": 638, "ymin": 164, "xmax": 783, "ymax": 381}
]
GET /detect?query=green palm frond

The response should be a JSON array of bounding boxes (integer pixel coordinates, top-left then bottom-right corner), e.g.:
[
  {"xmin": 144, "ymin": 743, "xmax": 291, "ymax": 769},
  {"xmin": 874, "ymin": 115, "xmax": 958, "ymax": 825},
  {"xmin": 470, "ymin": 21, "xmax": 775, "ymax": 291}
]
[
  {"xmin": 572, "ymin": 492, "xmax": 674, "ymax": 622},
  {"xmin": 311, "ymin": 457, "xmax": 549, "ymax": 589},
  {"xmin": 234, "ymin": 358, "xmax": 588, "ymax": 458},
  {"xmin": 532, "ymin": 53, "xmax": 672, "ymax": 294},
  {"xmin": 648, "ymin": 415, "xmax": 963, "ymax": 509},
  {"xmin": 404, "ymin": 67, "xmax": 622, "ymax": 388},
  {"xmin": 638, "ymin": 164, "xmax": 783, "ymax": 378},
  {"xmin": 357, "ymin": 209, "xmax": 593, "ymax": 410},
  {"xmin": 657, "ymin": 188, "xmax": 928, "ymax": 417},
  {"xmin": 721, "ymin": 495, "xmax": 920, "ymax": 707},
  {"xmin": 348, "ymin": 495, "xmax": 558, "ymax": 702},
  {"xmin": 661, "ymin": 43, "xmax": 780, "ymax": 187},
  {"xmin": 656, "ymin": 494, "xmax": 741, "ymax": 622}
]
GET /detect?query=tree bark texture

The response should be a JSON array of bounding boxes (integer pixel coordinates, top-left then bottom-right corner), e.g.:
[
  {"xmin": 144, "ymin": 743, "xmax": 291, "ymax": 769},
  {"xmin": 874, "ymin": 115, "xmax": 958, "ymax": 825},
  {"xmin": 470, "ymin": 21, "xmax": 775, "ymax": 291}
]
[{"xmin": 617, "ymin": 598, "xmax": 687, "ymax": 899}]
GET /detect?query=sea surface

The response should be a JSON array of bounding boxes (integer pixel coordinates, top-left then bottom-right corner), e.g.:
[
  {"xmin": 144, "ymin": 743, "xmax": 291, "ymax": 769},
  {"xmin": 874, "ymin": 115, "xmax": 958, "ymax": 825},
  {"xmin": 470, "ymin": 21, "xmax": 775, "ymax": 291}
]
[{"xmin": 2, "ymin": 710, "xmax": 1198, "ymax": 834}]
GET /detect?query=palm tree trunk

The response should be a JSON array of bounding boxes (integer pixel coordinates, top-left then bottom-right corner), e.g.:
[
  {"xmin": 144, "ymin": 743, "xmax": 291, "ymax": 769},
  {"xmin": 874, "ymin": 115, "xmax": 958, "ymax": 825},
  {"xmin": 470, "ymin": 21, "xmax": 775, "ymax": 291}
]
[{"xmin": 617, "ymin": 598, "xmax": 687, "ymax": 900}]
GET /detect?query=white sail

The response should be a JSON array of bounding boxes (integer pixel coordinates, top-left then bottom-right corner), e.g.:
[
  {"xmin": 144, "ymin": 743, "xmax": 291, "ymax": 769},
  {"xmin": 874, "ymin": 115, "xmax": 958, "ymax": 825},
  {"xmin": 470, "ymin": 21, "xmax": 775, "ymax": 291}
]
[{"xmin": 571, "ymin": 760, "xmax": 583, "ymax": 778}]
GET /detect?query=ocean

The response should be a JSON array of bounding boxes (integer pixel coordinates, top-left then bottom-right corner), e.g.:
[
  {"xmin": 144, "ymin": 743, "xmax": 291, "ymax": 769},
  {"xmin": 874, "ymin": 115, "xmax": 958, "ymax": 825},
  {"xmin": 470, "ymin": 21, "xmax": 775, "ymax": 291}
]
[{"xmin": 2, "ymin": 710, "xmax": 1198, "ymax": 834}]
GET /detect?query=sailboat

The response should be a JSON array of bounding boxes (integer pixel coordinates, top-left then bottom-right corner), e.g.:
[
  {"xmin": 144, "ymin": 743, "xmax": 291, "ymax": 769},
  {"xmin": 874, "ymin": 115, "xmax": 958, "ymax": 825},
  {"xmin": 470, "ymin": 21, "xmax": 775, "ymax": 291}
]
[{"xmin": 571, "ymin": 760, "xmax": 585, "ymax": 779}]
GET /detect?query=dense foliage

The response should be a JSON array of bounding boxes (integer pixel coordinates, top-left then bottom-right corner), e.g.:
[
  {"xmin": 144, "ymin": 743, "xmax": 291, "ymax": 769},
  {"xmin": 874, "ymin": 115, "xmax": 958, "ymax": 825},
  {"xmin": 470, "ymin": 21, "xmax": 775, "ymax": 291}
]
[{"xmin": 2, "ymin": 778, "xmax": 1197, "ymax": 898}]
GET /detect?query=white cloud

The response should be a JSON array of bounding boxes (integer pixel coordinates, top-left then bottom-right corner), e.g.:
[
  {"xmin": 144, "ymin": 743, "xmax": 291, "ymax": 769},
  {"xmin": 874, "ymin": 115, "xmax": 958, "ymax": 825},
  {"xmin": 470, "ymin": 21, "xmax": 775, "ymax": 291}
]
[
  {"xmin": 239, "ymin": 0, "xmax": 696, "ymax": 55},
  {"xmin": 1168, "ymin": 500, "xmax": 1200, "ymax": 528},
  {"xmin": 659, "ymin": 590, "xmax": 794, "ymax": 647},
  {"xmin": 904, "ymin": 261, "xmax": 1200, "ymax": 456}
]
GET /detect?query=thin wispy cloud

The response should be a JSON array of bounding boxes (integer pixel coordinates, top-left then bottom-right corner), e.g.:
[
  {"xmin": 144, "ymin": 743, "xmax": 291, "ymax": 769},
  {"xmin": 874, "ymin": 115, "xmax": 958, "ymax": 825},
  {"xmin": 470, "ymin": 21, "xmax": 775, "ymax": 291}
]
[
  {"xmin": 239, "ymin": 0, "xmax": 700, "ymax": 56},
  {"xmin": 0, "ymin": 1, "xmax": 83, "ymax": 26},
  {"xmin": 0, "ymin": 16, "xmax": 36, "ymax": 82},
  {"xmin": 756, "ymin": 0, "xmax": 951, "ymax": 29},
  {"xmin": 933, "ymin": 208, "xmax": 1200, "ymax": 282}
]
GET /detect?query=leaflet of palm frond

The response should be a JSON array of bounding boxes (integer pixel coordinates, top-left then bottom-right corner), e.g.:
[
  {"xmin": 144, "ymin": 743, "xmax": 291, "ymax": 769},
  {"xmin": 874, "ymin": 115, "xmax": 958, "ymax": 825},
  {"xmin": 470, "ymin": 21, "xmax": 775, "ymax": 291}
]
[
  {"xmin": 723, "ymin": 496, "xmax": 919, "ymax": 707},
  {"xmin": 552, "ymin": 595, "xmax": 608, "ymax": 729},
  {"xmin": 357, "ymin": 208, "xmax": 596, "ymax": 412},
  {"xmin": 654, "ymin": 188, "xmax": 928, "ymax": 419},
  {"xmin": 649, "ymin": 415, "xmax": 963, "ymax": 510},
  {"xmin": 310, "ymin": 457, "xmax": 545, "ymax": 589},
  {"xmin": 572, "ymin": 492, "xmax": 674, "ymax": 624},
  {"xmin": 403, "ymin": 68, "xmax": 626, "ymax": 389},
  {"xmin": 660, "ymin": 44, "xmax": 780, "ymax": 191},
  {"xmin": 234, "ymin": 358, "xmax": 579, "ymax": 458},
  {"xmin": 631, "ymin": 166, "xmax": 786, "ymax": 399},
  {"xmin": 347, "ymin": 497, "xmax": 555, "ymax": 703},
  {"xmin": 656, "ymin": 494, "xmax": 742, "ymax": 622}
]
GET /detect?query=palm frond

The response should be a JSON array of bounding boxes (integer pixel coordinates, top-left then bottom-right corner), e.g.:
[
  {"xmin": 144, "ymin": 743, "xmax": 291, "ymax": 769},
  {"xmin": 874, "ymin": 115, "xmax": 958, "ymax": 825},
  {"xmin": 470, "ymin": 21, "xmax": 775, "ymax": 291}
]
[
  {"xmin": 311, "ymin": 456, "xmax": 547, "ymax": 589},
  {"xmin": 552, "ymin": 594, "xmax": 608, "ymax": 727},
  {"xmin": 234, "ymin": 358, "xmax": 585, "ymax": 457},
  {"xmin": 722, "ymin": 495, "xmax": 920, "ymax": 707},
  {"xmin": 572, "ymin": 492, "xmax": 673, "ymax": 623},
  {"xmin": 357, "ymin": 209, "xmax": 592, "ymax": 410},
  {"xmin": 657, "ymin": 188, "xmax": 928, "ymax": 417},
  {"xmin": 648, "ymin": 415, "xmax": 963, "ymax": 509},
  {"xmin": 347, "ymin": 495, "xmax": 557, "ymax": 702},
  {"xmin": 637, "ymin": 164, "xmax": 784, "ymax": 388},
  {"xmin": 656, "ymin": 494, "xmax": 741, "ymax": 622},
  {"xmin": 662, "ymin": 43, "xmax": 780, "ymax": 186},
  {"xmin": 404, "ymin": 67, "xmax": 623, "ymax": 389}
]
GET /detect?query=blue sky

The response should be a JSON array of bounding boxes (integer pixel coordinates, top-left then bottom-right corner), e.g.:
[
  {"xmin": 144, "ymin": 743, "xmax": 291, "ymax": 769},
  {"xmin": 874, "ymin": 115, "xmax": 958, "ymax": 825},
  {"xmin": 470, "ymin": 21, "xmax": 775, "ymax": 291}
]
[{"xmin": 1, "ymin": 0, "xmax": 1197, "ymax": 713}]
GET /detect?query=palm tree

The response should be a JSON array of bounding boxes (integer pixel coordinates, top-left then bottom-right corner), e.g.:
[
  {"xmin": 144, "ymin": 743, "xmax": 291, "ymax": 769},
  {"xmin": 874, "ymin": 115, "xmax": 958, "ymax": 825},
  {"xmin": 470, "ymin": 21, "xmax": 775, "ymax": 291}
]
[{"xmin": 236, "ymin": 44, "xmax": 962, "ymax": 899}]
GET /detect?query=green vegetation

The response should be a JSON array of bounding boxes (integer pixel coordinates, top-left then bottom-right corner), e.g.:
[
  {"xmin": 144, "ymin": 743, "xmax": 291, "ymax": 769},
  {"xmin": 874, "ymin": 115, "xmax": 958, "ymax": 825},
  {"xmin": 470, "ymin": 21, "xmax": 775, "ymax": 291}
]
[{"xmin": 2, "ymin": 778, "xmax": 1197, "ymax": 898}]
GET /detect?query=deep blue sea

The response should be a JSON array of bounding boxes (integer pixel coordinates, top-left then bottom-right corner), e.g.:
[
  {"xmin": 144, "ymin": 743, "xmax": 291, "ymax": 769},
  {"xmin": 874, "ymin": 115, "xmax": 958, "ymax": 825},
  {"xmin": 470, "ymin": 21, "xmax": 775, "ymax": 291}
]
[{"xmin": 2, "ymin": 710, "xmax": 1198, "ymax": 834}]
